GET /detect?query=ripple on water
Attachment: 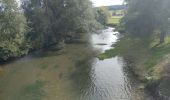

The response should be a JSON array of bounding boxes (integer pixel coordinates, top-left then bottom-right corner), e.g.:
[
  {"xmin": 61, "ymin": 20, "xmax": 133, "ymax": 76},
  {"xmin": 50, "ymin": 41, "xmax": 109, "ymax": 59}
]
[{"xmin": 0, "ymin": 27, "xmax": 154, "ymax": 100}]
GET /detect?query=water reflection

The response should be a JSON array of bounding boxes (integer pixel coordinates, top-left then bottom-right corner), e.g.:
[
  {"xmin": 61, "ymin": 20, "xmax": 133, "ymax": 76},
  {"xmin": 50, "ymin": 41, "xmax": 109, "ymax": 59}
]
[
  {"xmin": 0, "ymin": 27, "xmax": 153, "ymax": 100},
  {"xmin": 76, "ymin": 57, "xmax": 130, "ymax": 100},
  {"xmin": 70, "ymin": 27, "xmax": 153, "ymax": 100},
  {"xmin": 90, "ymin": 27, "xmax": 118, "ymax": 52}
]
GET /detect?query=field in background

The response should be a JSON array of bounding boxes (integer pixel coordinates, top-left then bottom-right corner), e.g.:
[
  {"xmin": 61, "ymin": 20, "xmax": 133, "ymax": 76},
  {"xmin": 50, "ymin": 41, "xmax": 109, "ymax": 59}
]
[
  {"xmin": 97, "ymin": 5, "xmax": 125, "ymax": 25},
  {"xmin": 107, "ymin": 16, "xmax": 123, "ymax": 25},
  {"xmin": 107, "ymin": 9, "xmax": 124, "ymax": 25}
]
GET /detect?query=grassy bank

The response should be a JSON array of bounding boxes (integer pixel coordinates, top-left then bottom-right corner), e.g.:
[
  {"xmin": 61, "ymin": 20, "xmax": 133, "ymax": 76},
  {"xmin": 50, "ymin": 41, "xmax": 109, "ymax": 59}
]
[
  {"xmin": 107, "ymin": 16, "xmax": 123, "ymax": 25},
  {"xmin": 99, "ymin": 34, "xmax": 170, "ymax": 96}
]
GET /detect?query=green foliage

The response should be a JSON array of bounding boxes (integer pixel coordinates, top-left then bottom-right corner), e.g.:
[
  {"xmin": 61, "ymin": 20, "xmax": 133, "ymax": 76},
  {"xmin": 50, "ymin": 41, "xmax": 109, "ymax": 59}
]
[
  {"xmin": 99, "ymin": 34, "xmax": 170, "ymax": 83},
  {"xmin": 99, "ymin": 0, "xmax": 170, "ymax": 94},
  {"xmin": 123, "ymin": 0, "xmax": 170, "ymax": 41},
  {"xmin": 107, "ymin": 16, "xmax": 122, "ymax": 25},
  {"xmin": 0, "ymin": 0, "xmax": 30, "ymax": 61},
  {"xmin": 23, "ymin": 0, "xmax": 98, "ymax": 48},
  {"xmin": 107, "ymin": 9, "xmax": 124, "ymax": 26},
  {"xmin": 99, "ymin": 36, "xmax": 149, "ymax": 60},
  {"xmin": 123, "ymin": 0, "xmax": 156, "ymax": 39},
  {"xmin": 17, "ymin": 80, "xmax": 46, "ymax": 100},
  {"xmin": 117, "ymin": 0, "xmax": 170, "ymax": 71},
  {"xmin": 95, "ymin": 8, "xmax": 109, "ymax": 26},
  {"xmin": 145, "ymin": 39, "xmax": 170, "ymax": 69},
  {"xmin": 0, "ymin": 0, "xmax": 99, "ymax": 61}
]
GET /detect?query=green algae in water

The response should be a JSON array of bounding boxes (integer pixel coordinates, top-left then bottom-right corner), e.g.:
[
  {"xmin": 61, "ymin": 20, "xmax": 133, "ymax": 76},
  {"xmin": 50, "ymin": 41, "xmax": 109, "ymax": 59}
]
[
  {"xmin": 39, "ymin": 63, "xmax": 48, "ymax": 69},
  {"xmin": 58, "ymin": 73, "xmax": 63, "ymax": 79},
  {"xmin": 16, "ymin": 80, "xmax": 46, "ymax": 100},
  {"xmin": 54, "ymin": 65, "xmax": 59, "ymax": 69}
]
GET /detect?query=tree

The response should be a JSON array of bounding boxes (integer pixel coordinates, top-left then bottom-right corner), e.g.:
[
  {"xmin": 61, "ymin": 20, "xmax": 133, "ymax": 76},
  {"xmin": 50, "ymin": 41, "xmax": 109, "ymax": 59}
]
[
  {"xmin": 95, "ymin": 7, "xmax": 109, "ymax": 26},
  {"xmin": 155, "ymin": 0, "xmax": 170, "ymax": 43},
  {"xmin": 22, "ymin": 0, "xmax": 97, "ymax": 48},
  {"xmin": 123, "ymin": 0, "xmax": 170, "ymax": 43},
  {"xmin": 0, "ymin": 0, "xmax": 29, "ymax": 61},
  {"xmin": 22, "ymin": 0, "xmax": 50, "ymax": 48},
  {"xmin": 123, "ymin": 0, "xmax": 157, "ymax": 40}
]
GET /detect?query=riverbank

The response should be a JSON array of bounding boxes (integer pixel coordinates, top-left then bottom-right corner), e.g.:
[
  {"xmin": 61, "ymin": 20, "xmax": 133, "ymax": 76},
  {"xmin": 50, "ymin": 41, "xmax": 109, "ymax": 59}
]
[
  {"xmin": 98, "ymin": 31, "xmax": 170, "ymax": 99},
  {"xmin": 0, "ymin": 27, "xmax": 154, "ymax": 100}
]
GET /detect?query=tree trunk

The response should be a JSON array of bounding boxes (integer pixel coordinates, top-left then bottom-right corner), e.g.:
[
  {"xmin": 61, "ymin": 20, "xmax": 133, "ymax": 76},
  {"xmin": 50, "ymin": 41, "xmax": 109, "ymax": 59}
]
[{"xmin": 160, "ymin": 32, "xmax": 165, "ymax": 44}]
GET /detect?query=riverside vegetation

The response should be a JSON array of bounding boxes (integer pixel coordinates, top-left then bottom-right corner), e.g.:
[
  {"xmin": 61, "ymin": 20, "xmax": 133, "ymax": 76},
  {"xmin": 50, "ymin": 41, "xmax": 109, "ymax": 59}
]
[
  {"xmin": 99, "ymin": 0, "xmax": 170, "ymax": 98},
  {"xmin": 0, "ymin": 0, "xmax": 109, "ymax": 61},
  {"xmin": 1, "ymin": 0, "xmax": 170, "ymax": 99}
]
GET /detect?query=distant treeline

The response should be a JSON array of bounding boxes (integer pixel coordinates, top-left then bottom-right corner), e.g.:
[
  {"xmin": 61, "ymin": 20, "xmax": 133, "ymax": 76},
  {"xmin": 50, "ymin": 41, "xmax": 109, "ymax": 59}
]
[
  {"xmin": 96, "ymin": 5, "xmax": 126, "ymax": 11},
  {"xmin": 107, "ymin": 5, "xmax": 126, "ymax": 11}
]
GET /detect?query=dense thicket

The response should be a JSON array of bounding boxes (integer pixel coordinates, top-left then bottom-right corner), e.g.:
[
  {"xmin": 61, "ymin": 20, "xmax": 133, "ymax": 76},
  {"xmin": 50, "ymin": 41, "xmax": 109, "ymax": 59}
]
[
  {"xmin": 123, "ymin": 0, "xmax": 170, "ymax": 43},
  {"xmin": 99, "ymin": 1, "xmax": 170, "ymax": 85},
  {"xmin": 0, "ymin": 0, "xmax": 29, "ymax": 61},
  {"xmin": 0, "ymin": 0, "xmax": 105, "ymax": 61},
  {"xmin": 95, "ymin": 8, "xmax": 109, "ymax": 26},
  {"xmin": 22, "ymin": 0, "xmax": 98, "ymax": 48}
]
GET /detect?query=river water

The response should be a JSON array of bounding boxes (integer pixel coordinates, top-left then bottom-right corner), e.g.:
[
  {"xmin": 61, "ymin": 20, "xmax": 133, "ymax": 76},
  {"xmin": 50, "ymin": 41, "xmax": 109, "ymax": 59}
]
[{"xmin": 0, "ymin": 27, "xmax": 153, "ymax": 100}]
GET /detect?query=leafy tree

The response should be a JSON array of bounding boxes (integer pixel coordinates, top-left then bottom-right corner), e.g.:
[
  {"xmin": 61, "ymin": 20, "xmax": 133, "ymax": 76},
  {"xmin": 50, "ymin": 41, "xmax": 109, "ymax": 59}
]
[
  {"xmin": 123, "ymin": 0, "xmax": 170, "ymax": 43},
  {"xmin": 95, "ymin": 7, "xmax": 109, "ymax": 26},
  {"xmin": 22, "ymin": 0, "xmax": 50, "ymax": 48},
  {"xmin": 22, "ymin": 0, "xmax": 97, "ymax": 48},
  {"xmin": 123, "ymin": 0, "xmax": 157, "ymax": 40},
  {"xmin": 0, "ymin": 0, "xmax": 29, "ymax": 61},
  {"xmin": 155, "ymin": 0, "xmax": 170, "ymax": 43}
]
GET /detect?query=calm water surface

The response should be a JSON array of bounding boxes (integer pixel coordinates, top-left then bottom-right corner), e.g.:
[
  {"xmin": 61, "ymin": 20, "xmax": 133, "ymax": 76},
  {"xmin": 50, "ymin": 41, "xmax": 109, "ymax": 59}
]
[{"xmin": 0, "ymin": 27, "xmax": 153, "ymax": 100}]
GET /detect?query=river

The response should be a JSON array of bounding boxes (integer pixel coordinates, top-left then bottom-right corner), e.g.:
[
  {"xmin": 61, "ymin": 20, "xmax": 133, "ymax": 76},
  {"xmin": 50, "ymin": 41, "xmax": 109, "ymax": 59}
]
[{"xmin": 0, "ymin": 27, "xmax": 153, "ymax": 100}]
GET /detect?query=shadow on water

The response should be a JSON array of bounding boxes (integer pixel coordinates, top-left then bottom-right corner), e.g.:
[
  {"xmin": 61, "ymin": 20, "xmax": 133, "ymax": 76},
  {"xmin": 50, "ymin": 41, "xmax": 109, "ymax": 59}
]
[
  {"xmin": 68, "ymin": 27, "xmax": 154, "ymax": 100},
  {"xmin": 70, "ymin": 58, "xmax": 93, "ymax": 92},
  {"xmin": 0, "ymin": 27, "xmax": 154, "ymax": 100}
]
